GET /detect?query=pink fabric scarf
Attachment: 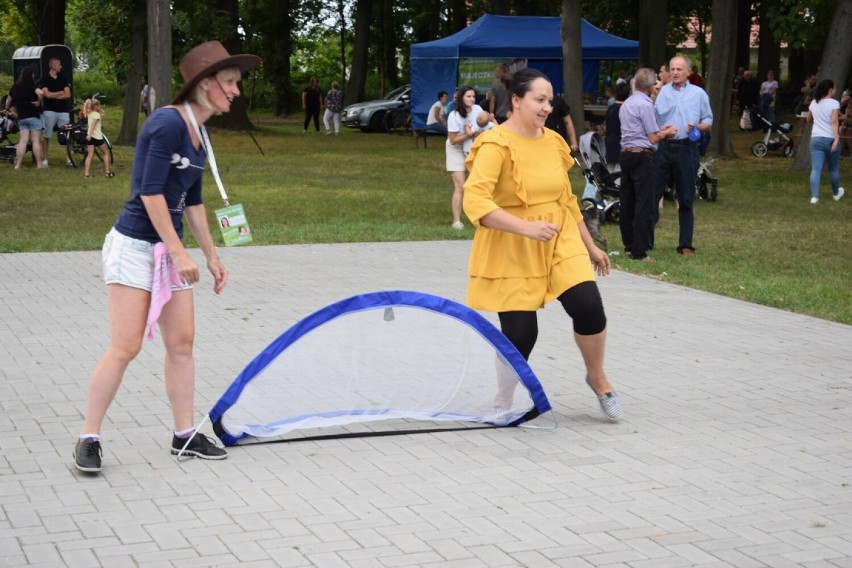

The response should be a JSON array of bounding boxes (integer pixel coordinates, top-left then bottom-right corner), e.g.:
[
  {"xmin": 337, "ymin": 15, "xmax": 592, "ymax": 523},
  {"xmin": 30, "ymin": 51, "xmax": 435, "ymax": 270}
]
[{"xmin": 147, "ymin": 243, "xmax": 183, "ymax": 340}]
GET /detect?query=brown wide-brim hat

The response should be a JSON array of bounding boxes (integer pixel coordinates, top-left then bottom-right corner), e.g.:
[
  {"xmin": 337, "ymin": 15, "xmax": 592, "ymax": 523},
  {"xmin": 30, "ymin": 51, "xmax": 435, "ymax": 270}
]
[{"xmin": 172, "ymin": 40, "xmax": 261, "ymax": 104}]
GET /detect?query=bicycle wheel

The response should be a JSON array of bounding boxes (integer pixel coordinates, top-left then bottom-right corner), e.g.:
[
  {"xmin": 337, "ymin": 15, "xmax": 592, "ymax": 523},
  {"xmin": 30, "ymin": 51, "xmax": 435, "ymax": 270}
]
[
  {"xmin": 66, "ymin": 140, "xmax": 83, "ymax": 168},
  {"xmin": 96, "ymin": 134, "xmax": 114, "ymax": 166},
  {"xmin": 390, "ymin": 111, "xmax": 410, "ymax": 135},
  {"xmin": 384, "ymin": 110, "xmax": 409, "ymax": 135},
  {"xmin": 383, "ymin": 111, "xmax": 398, "ymax": 134},
  {"xmin": 397, "ymin": 113, "xmax": 411, "ymax": 136}
]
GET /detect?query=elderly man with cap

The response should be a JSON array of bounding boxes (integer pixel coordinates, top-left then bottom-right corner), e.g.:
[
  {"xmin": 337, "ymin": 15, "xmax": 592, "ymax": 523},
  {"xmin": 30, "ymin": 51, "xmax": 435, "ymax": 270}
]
[{"xmin": 72, "ymin": 41, "xmax": 261, "ymax": 474}]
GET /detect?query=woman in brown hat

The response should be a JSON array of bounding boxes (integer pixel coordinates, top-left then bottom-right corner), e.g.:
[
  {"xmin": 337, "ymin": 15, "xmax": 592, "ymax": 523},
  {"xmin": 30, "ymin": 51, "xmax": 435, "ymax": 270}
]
[{"xmin": 73, "ymin": 41, "xmax": 260, "ymax": 474}]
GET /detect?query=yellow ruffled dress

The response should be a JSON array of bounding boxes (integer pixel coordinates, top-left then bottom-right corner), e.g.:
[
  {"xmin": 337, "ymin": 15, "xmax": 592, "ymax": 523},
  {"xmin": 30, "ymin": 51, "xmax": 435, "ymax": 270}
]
[{"xmin": 463, "ymin": 126, "xmax": 594, "ymax": 312}]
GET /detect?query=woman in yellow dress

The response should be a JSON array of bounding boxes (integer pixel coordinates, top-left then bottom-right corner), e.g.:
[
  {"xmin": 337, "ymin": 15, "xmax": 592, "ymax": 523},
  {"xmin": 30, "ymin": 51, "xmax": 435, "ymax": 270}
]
[{"xmin": 463, "ymin": 68, "xmax": 622, "ymax": 420}]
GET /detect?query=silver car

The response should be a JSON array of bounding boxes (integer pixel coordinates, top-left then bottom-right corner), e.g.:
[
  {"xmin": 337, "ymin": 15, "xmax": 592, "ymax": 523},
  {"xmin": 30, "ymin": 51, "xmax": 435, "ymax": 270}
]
[{"xmin": 341, "ymin": 85, "xmax": 410, "ymax": 132}]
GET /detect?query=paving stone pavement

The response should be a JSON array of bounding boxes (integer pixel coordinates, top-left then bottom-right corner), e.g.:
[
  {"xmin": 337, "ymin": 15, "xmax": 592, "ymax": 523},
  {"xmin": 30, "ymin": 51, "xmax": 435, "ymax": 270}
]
[{"xmin": 1, "ymin": 240, "xmax": 851, "ymax": 568}]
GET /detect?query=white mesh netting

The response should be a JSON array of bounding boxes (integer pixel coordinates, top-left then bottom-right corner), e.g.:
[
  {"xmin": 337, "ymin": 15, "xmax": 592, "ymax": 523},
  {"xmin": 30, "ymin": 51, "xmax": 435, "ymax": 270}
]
[{"xmin": 213, "ymin": 294, "xmax": 549, "ymax": 444}]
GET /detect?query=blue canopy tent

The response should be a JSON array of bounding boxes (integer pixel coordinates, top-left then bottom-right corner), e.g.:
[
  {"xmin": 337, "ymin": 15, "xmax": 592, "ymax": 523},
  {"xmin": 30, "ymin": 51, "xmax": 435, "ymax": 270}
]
[{"xmin": 410, "ymin": 15, "xmax": 639, "ymax": 129}]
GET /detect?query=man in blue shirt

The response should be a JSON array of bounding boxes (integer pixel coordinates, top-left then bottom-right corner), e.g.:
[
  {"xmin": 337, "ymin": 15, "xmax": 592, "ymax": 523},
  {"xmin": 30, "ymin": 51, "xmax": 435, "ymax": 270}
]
[
  {"xmin": 652, "ymin": 55, "xmax": 713, "ymax": 256},
  {"xmin": 619, "ymin": 68, "xmax": 678, "ymax": 260}
]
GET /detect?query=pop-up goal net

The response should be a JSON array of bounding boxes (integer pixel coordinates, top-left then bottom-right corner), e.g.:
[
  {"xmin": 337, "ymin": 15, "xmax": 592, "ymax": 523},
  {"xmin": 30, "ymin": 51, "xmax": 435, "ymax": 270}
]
[{"xmin": 209, "ymin": 290, "xmax": 552, "ymax": 445}]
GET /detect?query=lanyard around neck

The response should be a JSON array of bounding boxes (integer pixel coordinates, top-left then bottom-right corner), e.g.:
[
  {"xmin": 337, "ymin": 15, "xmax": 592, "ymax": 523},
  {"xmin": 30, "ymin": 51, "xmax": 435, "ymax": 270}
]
[{"xmin": 183, "ymin": 101, "xmax": 230, "ymax": 205}]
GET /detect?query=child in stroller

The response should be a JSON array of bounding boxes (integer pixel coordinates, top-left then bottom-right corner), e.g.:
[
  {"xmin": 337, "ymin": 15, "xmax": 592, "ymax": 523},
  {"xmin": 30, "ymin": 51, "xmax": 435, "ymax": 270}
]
[{"xmin": 747, "ymin": 105, "xmax": 794, "ymax": 157}]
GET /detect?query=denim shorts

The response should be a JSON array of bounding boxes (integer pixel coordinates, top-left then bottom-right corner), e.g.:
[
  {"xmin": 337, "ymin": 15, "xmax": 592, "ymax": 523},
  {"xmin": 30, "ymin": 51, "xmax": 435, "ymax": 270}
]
[
  {"xmin": 102, "ymin": 228, "xmax": 193, "ymax": 292},
  {"xmin": 17, "ymin": 116, "xmax": 44, "ymax": 131},
  {"xmin": 42, "ymin": 111, "xmax": 70, "ymax": 139}
]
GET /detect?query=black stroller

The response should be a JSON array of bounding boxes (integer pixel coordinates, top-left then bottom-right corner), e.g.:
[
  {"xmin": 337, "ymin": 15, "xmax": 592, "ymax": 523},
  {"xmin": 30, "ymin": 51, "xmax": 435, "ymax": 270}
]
[
  {"xmin": 577, "ymin": 131, "xmax": 620, "ymax": 251},
  {"xmin": 578, "ymin": 131, "xmax": 620, "ymax": 222},
  {"xmin": 696, "ymin": 156, "xmax": 719, "ymax": 202},
  {"xmin": 0, "ymin": 109, "xmax": 20, "ymax": 163},
  {"xmin": 745, "ymin": 106, "xmax": 794, "ymax": 158},
  {"xmin": 661, "ymin": 132, "xmax": 719, "ymax": 203}
]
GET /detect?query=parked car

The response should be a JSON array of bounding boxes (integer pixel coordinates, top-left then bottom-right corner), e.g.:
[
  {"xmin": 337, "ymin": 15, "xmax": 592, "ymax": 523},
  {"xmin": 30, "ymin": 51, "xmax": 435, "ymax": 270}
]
[{"xmin": 341, "ymin": 85, "xmax": 410, "ymax": 132}]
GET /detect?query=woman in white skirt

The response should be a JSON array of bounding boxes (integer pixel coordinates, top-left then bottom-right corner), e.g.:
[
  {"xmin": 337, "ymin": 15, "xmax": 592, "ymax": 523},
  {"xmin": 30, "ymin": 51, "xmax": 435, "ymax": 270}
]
[{"xmin": 446, "ymin": 85, "xmax": 486, "ymax": 229}]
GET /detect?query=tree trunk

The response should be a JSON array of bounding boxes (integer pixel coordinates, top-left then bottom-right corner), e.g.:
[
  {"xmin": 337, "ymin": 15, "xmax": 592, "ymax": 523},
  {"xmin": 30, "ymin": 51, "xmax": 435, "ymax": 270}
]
[
  {"xmin": 37, "ymin": 0, "xmax": 66, "ymax": 44},
  {"xmin": 757, "ymin": 0, "xmax": 781, "ymax": 85},
  {"xmin": 117, "ymin": 5, "xmax": 146, "ymax": 146},
  {"xmin": 338, "ymin": 0, "xmax": 347, "ymax": 92},
  {"xmin": 788, "ymin": 49, "xmax": 805, "ymax": 92},
  {"xmin": 147, "ymin": 0, "xmax": 172, "ymax": 110},
  {"xmin": 561, "ymin": 0, "xmax": 585, "ymax": 142},
  {"xmin": 346, "ymin": 0, "xmax": 373, "ymax": 104},
  {"xmin": 639, "ymin": 0, "xmax": 667, "ymax": 68},
  {"xmin": 379, "ymin": 0, "xmax": 399, "ymax": 91},
  {"xmin": 791, "ymin": 0, "xmax": 852, "ymax": 172},
  {"xmin": 449, "ymin": 0, "xmax": 466, "ymax": 33},
  {"xmin": 492, "ymin": 0, "xmax": 510, "ymax": 14},
  {"xmin": 792, "ymin": 122, "xmax": 813, "ymax": 172},
  {"xmin": 816, "ymin": 0, "xmax": 851, "ymax": 102},
  {"xmin": 7, "ymin": 0, "xmax": 65, "ymax": 45},
  {"xmin": 707, "ymin": 0, "xmax": 737, "ymax": 157},
  {"xmin": 696, "ymin": 16, "xmax": 708, "ymax": 77},
  {"xmin": 207, "ymin": 0, "xmax": 255, "ymax": 131},
  {"xmin": 426, "ymin": 0, "xmax": 441, "ymax": 41},
  {"xmin": 251, "ymin": 0, "xmax": 292, "ymax": 116},
  {"xmin": 734, "ymin": 0, "xmax": 751, "ymax": 71},
  {"xmin": 788, "ymin": 47, "xmax": 822, "ymax": 94}
]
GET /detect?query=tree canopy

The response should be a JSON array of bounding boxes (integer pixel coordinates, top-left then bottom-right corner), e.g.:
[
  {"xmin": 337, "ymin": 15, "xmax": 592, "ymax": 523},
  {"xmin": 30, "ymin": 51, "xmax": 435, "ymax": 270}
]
[{"xmin": 1, "ymin": 0, "xmax": 846, "ymax": 149}]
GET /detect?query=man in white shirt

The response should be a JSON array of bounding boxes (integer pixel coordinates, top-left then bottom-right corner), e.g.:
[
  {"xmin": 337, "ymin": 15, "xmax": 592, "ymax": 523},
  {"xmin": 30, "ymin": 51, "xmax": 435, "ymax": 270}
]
[{"xmin": 426, "ymin": 91, "xmax": 448, "ymax": 134}]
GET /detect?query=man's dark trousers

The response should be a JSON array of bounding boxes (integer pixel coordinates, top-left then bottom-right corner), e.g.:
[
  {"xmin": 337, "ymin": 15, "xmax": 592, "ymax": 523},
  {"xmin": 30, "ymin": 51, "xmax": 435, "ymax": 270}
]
[
  {"xmin": 651, "ymin": 140, "xmax": 696, "ymax": 252},
  {"xmin": 619, "ymin": 150, "xmax": 656, "ymax": 258}
]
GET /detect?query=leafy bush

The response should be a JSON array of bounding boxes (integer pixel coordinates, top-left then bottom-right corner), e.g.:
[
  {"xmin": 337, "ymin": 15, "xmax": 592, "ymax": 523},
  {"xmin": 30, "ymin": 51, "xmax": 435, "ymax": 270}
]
[
  {"xmin": 0, "ymin": 72, "xmax": 13, "ymax": 94},
  {"xmin": 71, "ymin": 70, "xmax": 127, "ymax": 108}
]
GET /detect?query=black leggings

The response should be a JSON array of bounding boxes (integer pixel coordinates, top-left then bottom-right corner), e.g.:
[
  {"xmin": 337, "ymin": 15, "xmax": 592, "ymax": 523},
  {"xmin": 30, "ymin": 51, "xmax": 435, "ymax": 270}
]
[
  {"xmin": 304, "ymin": 107, "xmax": 320, "ymax": 131},
  {"xmin": 497, "ymin": 281, "xmax": 606, "ymax": 360}
]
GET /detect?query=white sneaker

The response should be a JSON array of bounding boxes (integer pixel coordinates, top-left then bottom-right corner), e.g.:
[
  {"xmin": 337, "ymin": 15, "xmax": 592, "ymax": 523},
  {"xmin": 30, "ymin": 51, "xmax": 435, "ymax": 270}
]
[
  {"xmin": 834, "ymin": 187, "xmax": 845, "ymax": 201},
  {"xmin": 42, "ymin": 160, "xmax": 48, "ymax": 168},
  {"xmin": 810, "ymin": 197, "xmax": 819, "ymax": 204},
  {"xmin": 451, "ymin": 221, "xmax": 464, "ymax": 230}
]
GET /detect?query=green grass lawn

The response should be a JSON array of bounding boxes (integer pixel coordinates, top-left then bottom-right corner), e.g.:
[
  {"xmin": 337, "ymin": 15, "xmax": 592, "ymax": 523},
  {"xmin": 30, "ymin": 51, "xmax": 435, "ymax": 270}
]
[{"xmin": 1, "ymin": 111, "xmax": 850, "ymax": 324}]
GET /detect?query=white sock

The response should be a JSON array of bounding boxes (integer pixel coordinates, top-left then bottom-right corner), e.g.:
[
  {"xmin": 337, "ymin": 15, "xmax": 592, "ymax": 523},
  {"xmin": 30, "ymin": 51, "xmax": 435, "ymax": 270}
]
[
  {"xmin": 79, "ymin": 433, "xmax": 99, "ymax": 441},
  {"xmin": 174, "ymin": 427, "xmax": 195, "ymax": 438}
]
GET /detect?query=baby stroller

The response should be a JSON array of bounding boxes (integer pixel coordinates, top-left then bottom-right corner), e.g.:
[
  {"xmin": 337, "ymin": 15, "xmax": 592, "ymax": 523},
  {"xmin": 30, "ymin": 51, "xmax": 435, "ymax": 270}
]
[
  {"xmin": 578, "ymin": 131, "xmax": 620, "ymax": 223},
  {"xmin": 577, "ymin": 131, "xmax": 620, "ymax": 251},
  {"xmin": 660, "ymin": 132, "xmax": 719, "ymax": 203},
  {"xmin": 747, "ymin": 106, "xmax": 794, "ymax": 158},
  {"xmin": 696, "ymin": 156, "xmax": 719, "ymax": 202},
  {"xmin": 0, "ymin": 110, "xmax": 20, "ymax": 163}
]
